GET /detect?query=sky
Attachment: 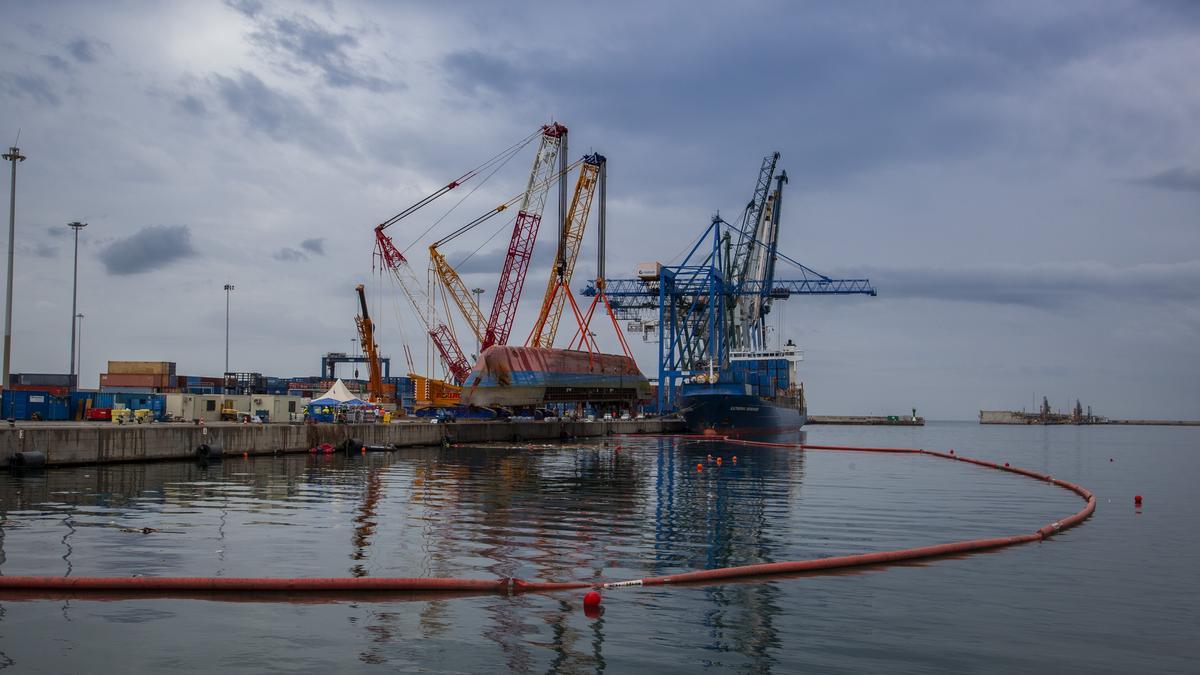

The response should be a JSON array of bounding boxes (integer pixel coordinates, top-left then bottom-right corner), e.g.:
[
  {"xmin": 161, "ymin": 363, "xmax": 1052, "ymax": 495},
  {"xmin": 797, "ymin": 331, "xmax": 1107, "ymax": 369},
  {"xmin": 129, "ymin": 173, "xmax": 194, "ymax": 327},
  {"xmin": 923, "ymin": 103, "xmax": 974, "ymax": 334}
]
[{"xmin": 0, "ymin": 0, "xmax": 1197, "ymax": 419}]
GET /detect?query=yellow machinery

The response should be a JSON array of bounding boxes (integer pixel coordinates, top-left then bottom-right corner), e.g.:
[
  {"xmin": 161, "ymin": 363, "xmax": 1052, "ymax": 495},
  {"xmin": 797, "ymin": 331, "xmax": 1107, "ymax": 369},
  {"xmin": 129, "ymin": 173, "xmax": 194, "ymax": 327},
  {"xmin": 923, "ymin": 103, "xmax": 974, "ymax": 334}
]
[
  {"xmin": 527, "ymin": 154, "xmax": 604, "ymax": 348},
  {"xmin": 354, "ymin": 284, "xmax": 387, "ymax": 404}
]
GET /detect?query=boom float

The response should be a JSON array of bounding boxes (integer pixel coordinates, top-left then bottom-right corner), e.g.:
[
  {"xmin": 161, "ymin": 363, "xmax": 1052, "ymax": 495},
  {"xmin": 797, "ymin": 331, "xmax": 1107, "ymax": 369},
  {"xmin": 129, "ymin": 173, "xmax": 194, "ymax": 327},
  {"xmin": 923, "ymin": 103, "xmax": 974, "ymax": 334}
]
[{"xmin": 0, "ymin": 444, "xmax": 1094, "ymax": 601}]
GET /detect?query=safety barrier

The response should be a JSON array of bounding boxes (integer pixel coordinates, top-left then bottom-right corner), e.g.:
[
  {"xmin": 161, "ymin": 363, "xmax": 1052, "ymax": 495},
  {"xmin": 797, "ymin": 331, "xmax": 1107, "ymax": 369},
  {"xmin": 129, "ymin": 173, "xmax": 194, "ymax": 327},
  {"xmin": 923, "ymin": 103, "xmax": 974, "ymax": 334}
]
[{"xmin": 0, "ymin": 441, "xmax": 1094, "ymax": 600}]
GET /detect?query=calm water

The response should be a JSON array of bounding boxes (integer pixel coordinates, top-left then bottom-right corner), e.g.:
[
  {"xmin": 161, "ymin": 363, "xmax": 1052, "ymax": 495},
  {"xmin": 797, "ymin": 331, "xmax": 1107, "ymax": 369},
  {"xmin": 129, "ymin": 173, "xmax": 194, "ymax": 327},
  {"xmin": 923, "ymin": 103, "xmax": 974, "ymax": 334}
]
[{"xmin": 0, "ymin": 422, "xmax": 1196, "ymax": 673}]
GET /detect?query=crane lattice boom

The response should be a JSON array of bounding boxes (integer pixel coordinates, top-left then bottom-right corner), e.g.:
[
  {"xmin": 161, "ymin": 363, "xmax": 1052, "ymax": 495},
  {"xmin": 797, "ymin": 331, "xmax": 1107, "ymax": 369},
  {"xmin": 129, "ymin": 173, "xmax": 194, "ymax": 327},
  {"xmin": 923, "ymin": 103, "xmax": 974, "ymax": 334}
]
[
  {"xmin": 527, "ymin": 153, "xmax": 604, "ymax": 348},
  {"xmin": 354, "ymin": 284, "xmax": 386, "ymax": 403},
  {"xmin": 483, "ymin": 123, "xmax": 567, "ymax": 350}
]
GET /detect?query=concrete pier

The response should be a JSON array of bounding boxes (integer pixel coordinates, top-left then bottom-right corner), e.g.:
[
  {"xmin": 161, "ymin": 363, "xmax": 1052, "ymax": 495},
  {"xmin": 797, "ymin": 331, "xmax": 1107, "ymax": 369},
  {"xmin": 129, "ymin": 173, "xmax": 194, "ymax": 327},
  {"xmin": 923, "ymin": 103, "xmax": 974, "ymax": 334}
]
[
  {"xmin": 0, "ymin": 419, "xmax": 684, "ymax": 468},
  {"xmin": 808, "ymin": 415, "xmax": 924, "ymax": 426}
]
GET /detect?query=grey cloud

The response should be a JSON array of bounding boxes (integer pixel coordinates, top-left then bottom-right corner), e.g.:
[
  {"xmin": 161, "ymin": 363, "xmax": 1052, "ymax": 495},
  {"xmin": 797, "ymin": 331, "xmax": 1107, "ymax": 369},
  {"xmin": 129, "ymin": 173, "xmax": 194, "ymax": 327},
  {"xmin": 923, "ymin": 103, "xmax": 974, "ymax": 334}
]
[
  {"xmin": 43, "ymin": 54, "xmax": 70, "ymax": 71},
  {"xmin": 213, "ymin": 70, "xmax": 348, "ymax": 150},
  {"xmin": 849, "ymin": 261, "xmax": 1200, "ymax": 308},
  {"xmin": 34, "ymin": 241, "xmax": 58, "ymax": 258},
  {"xmin": 1134, "ymin": 167, "xmax": 1200, "ymax": 193},
  {"xmin": 300, "ymin": 238, "xmax": 325, "ymax": 255},
  {"xmin": 224, "ymin": 0, "xmax": 264, "ymax": 18},
  {"xmin": 98, "ymin": 225, "xmax": 198, "ymax": 275},
  {"xmin": 443, "ymin": 50, "xmax": 519, "ymax": 95},
  {"xmin": 46, "ymin": 226, "xmax": 67, "ymax": 238},
  {"xmin": 249, "ymin": 14, "xmax": 399, "ymax": 92},
  {"xmin": 0, "ymin": 72, "xmax": 59, "ymax": 106},
  {"xmin": 177, "ymin": 95, "xmax": 207, "ymax": 117},
  {"xmin": 68, "ymin": 37, "xmax": 104, "ymax": 63},
  {"xmin": 274, "ymin": 247, "xmax": 307, "ymax": 262}
]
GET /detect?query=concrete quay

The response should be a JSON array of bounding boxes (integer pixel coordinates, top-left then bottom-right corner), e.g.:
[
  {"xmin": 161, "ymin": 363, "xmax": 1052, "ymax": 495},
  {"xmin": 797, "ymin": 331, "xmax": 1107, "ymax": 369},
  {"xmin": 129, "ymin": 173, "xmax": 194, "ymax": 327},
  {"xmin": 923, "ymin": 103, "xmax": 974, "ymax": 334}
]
[{"xmin": 0, "ymin": 418, "xmax": 684, "ymax": 468}]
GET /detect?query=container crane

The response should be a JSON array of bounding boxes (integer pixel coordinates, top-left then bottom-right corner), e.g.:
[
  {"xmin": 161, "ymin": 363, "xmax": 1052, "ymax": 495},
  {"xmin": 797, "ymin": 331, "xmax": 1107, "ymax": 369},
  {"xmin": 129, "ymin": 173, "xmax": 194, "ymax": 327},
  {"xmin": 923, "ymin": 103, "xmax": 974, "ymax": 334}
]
[
  {"xmin": 584, "ymin": 152, "xmax": 877, "ymax": 412},
  {"xmin": 527, "ymin": 153, "xmax": 604, "ymax": 349},
  {"xmin": 354, "ymin": 284, "xmax": 385, "ymax": 404}
]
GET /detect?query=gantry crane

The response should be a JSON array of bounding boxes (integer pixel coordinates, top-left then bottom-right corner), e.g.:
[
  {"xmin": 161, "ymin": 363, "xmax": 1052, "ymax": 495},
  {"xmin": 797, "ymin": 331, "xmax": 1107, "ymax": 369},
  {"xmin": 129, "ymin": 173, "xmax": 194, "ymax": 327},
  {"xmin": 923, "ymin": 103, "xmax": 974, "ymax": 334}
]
[
  {"xmin": 527, "ymin": 153, "xmax": 605, "ymax": 349},
  {"xmin": 585, "ymin": 152, "xmax": 877, "ymax": 412},
  {"xmin": 354, "ymin": 284, "xmax": 385, "ymax": 403}
]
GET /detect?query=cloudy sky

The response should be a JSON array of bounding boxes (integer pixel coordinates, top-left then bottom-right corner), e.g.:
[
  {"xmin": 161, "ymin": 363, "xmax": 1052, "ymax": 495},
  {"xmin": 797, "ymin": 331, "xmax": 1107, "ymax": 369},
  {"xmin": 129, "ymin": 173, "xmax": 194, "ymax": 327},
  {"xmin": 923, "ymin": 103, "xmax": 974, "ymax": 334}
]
[{"xmin": 1, "ymin": 0, "xmax": 1197, "ymax": 419}]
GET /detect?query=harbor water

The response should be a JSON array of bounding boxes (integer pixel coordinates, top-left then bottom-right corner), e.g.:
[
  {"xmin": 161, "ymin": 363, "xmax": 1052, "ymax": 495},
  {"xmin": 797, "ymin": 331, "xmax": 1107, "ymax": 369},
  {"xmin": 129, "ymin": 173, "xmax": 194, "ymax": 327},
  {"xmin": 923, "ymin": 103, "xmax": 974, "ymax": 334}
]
[{"xmin": 0, "ymin": 422, "xmax": 1196, "ymax": 672}]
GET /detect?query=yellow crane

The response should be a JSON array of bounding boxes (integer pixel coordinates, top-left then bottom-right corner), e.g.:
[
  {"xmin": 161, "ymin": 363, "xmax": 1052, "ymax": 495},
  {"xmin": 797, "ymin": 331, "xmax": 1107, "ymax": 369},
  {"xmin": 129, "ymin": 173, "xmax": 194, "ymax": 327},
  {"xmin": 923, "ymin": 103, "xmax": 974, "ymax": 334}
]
[
  {"xmin": 354, "ymin": 284, "xmax": 385, "ymax": 404},
  {"xmin": 527, "ymin": 154, "xmax": 605, "ymax": 349}
]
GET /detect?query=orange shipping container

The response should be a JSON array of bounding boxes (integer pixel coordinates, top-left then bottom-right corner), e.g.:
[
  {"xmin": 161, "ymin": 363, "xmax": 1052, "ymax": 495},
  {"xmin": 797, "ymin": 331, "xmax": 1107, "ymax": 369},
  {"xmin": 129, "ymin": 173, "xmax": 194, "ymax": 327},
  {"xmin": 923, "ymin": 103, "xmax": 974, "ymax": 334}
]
[
  {"xmin": 100, "ymin": 373, "xmax": 173, "ymax": 388},
  {"xmin": 107, "ymin": 361, "xmax": 176, "ymax": 376}
]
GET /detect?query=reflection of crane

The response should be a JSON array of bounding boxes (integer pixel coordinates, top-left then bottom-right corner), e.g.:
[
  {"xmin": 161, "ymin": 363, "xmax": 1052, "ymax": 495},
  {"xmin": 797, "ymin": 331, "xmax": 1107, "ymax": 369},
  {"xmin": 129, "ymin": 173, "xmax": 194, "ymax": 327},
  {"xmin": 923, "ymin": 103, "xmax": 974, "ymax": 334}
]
[
  {"xmin": 527, "ymin": 153, "xmax": 605, "ymax": 349},
  {"xmin": 354, "ymin": 284, "xmax": 385, "ymax": 403}
]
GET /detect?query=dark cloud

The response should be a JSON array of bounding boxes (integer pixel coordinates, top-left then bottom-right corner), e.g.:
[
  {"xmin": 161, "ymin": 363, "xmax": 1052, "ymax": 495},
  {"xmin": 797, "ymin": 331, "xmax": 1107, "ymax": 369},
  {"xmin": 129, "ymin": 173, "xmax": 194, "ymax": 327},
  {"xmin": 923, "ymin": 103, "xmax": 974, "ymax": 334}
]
[
  {"xmin": 1134, "ymin": 167, "xmax": 1200, "ymax": 193},
  {"xmin": 0, "ymin": 72, "xmax": 59, "ymax": 106},
  {"xmin": 67, "ymin": 37, "xmax": 103, "ymax": 63},
  {"xmin": 223, "ymin": 0, "xmax": 264, "ymax": 18},
  {"xmin": 273, "ymin": 247, "xmax": 307, "ymax": 262},
  {"xmin": 442, "ymin": 50, "xmax": 519, "ymax": 95},
  {"xmin": 248, "ymin": 14, "xmax": 400, "ymax": 92},
  {"xmin": 98, "ymin": 225, "xmax": 198, "ymax": 275},
  {"xmin": 300, "ymin": 238, "xmax": 325, "ymax": 255},
  {"xmin": 43, "ymin": 54, "xmax": 70, "ymax": 71},
  {"xmin": 177, "ymin": 95, "xmax": 207, "ymax": 117},
  {"xmin": 46, "ymin": 226, "xmax": 67, "ymax": 238},
  {"xmin": 848, "ymin": 262, "xmax": 1200, "ymax": 308},
  {"xmin": 213, "ymin": 70, "xmax": 348, "ymax": 150},
  {"xmin": 23, "ymin": 241, "xmax": 59, "ymax": 258}
]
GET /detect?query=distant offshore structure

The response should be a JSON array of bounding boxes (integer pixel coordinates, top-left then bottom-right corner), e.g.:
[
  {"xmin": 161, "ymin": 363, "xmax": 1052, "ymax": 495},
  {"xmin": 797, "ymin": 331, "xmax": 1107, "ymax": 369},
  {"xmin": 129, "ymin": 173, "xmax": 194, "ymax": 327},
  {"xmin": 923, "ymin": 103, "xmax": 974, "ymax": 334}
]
[{"xmin": 980, "ymin": 397, "xmax": 1199, "ymax": 426}]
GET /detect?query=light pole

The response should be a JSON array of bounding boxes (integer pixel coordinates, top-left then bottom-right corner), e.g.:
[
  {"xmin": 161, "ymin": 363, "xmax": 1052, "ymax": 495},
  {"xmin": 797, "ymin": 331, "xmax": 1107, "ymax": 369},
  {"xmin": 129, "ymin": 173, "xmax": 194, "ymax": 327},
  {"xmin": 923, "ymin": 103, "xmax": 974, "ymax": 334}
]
[
  {"xmin": 75, "ymin": 313, "xmax": 84, "ymax": 387},
  {"xmin": 68, "ymin": 221, "xmax": 87, "ymax": 388},
  {"xmin": 223, "ymin": 284, "xmax": 234, "ymax": 375},
  {"xmin": 471, "ymin": 287, "xmax": 485, "ymax": 357},
  {"xmin": 2, "ymin": 146, "xmax": 25, "ymax": 401}
]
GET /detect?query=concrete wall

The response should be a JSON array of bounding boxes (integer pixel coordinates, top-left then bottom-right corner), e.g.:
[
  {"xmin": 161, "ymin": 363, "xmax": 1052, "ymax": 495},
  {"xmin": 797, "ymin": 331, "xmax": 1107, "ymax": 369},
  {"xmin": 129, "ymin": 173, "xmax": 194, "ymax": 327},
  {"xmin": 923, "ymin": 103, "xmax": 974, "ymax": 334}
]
[{"xmin": 0, "ymin": 418, "xmax": 682, "ymax": 467}]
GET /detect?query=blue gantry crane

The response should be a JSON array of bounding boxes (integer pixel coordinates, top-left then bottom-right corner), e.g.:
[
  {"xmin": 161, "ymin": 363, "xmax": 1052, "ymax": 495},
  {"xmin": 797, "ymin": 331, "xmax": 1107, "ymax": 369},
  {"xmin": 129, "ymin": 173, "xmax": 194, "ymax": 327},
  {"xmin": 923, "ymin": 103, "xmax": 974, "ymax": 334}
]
[{"xmin": 583, "ymin": 152, "xmax": 876, "ymax": 413}]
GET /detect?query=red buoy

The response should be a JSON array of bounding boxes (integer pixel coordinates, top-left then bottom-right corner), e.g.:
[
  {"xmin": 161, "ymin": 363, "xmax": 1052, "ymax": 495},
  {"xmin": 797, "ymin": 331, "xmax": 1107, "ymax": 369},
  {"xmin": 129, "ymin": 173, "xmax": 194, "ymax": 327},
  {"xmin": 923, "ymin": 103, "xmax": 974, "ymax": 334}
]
[
  {"xmin": 1004, "ymin": 462, "xmax": 1009, "ymax": 467},
  {"xmin": 1135, "ymin": 495, "xmax": 1143, "ymax": 505},
  {"xmin": 696, "ymin": 464, "xmax": 703, "ymax": 472},
  {"xmin": 732, "ymin": 456, "xmax": 737, "ymax": 463},
  {"xmin": 716, "ymin": 457, "xmax": 723, "ymax": 466},
  {"xmin": 583, "ymin": 591, "xmax": 601, "ymax": 608}
]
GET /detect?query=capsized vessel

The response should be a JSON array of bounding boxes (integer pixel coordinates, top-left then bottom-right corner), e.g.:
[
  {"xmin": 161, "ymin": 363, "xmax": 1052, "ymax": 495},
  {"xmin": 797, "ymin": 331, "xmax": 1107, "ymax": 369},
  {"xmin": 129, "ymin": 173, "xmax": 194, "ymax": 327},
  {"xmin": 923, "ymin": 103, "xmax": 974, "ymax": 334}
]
[{"xmin": 461, "ymin": 345, "xmax": 651, "ymax": 409}]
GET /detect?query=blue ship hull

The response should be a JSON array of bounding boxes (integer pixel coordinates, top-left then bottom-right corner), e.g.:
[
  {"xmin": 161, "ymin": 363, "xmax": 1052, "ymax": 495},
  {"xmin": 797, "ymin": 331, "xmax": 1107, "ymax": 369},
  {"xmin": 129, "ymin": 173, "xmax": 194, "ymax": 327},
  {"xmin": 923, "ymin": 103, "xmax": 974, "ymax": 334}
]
[{"xmin": 679, "ymin": 386, "xmax": 806, "ymax": 436}]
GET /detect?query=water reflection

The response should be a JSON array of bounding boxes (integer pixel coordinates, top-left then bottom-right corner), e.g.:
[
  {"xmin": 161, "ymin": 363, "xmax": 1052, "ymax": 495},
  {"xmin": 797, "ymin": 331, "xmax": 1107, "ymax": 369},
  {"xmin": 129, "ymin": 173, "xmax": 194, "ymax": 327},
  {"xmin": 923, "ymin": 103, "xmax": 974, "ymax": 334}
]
[{"xmin": 0, "ymin": 434, "xmax": 817, "ymax": 671}]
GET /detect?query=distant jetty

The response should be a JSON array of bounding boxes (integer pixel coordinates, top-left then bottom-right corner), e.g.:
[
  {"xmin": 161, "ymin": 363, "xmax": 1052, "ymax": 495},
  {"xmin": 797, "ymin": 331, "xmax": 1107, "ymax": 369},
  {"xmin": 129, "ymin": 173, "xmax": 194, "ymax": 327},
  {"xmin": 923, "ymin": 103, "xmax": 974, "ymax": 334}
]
[
  {"xmin": 808, "ymin": 414, "xmax": 923, "ymax": 426},
  {"xmin": 981, "ymin": 397, "xmax": 1199, "ymax": 426}
]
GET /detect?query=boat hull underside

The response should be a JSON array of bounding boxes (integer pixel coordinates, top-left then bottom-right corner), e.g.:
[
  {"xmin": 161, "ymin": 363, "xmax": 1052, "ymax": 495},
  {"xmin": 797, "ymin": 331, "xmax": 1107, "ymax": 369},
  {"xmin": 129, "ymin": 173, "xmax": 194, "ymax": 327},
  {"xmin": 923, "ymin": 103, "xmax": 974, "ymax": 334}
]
[{"xmin": 462, "ymin": 346, "xmax": 651, "ymax": 408}]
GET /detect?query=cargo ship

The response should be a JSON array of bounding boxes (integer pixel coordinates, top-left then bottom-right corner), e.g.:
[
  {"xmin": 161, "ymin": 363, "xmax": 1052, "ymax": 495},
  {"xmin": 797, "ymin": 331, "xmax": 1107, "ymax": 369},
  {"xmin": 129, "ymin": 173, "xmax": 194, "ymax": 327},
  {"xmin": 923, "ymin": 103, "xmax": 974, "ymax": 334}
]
[
  {"xmin": 677, "ymin": 344, "xmax": 806, "ymax": 436},
  {"xmin": 461, "ymin": 345, "xmax": 651, "ymax": 409}
]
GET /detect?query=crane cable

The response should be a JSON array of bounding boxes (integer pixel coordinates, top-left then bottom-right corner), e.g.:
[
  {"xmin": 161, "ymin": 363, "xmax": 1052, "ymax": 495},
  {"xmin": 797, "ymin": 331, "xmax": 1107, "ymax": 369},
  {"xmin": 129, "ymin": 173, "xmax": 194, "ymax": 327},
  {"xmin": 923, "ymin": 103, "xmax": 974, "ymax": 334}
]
[
  {"xmin": 399, "ymin": 135, "xmax": 535, "ymax": 255},
  {"xmin": 380, "ymin": 127, "xmax": 541, "ymax": 235},
  {"xmin": 431, "ymin": 156, "xmax": 586, "ymax": 249}
]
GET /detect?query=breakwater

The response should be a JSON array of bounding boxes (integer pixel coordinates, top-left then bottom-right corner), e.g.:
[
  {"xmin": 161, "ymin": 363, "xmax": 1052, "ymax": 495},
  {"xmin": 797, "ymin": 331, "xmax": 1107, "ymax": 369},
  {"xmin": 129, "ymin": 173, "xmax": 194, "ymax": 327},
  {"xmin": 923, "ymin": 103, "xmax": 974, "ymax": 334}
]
[{"xmin": 0, "ymin": 419, "xmax": 683, "ymax": 468}]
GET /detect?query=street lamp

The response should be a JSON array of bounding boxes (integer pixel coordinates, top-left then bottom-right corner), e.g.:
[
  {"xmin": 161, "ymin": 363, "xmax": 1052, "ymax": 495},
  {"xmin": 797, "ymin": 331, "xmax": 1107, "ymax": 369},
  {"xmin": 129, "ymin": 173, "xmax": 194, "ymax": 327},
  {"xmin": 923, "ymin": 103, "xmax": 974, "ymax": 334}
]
[
  {"xmin": 471, "ymin": 287, "xmax": 485, "ymax": 357},
  {"xmin": 75, "ymin": 313, "xmax": 84, "ymax": 387},
  {"xmin": 2, "ymin": 146, "xmax": 26, "ymax": 399},
  {"xmin": 223, "ymin": 284, "xmax": 234, "ymax": 375},
  {"xmin": 68, "ymin": 221, "xmax": 87, "ymax": 388}
]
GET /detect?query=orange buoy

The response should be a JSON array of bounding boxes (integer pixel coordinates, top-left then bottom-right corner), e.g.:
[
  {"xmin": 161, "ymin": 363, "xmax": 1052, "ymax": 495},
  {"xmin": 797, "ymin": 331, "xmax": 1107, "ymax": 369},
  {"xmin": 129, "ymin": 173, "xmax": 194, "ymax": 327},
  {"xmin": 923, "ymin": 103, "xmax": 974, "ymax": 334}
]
[
  {"xmin": 716, "ymin": 457, "xmax": 723, "ymax": 466},
  {"xmin": 732, "ymin": 456, "xmax": 737, "ymax": 463},
  {"xmin": 696, "ymin": 464, "xmax": 703, "ymax": 472}
]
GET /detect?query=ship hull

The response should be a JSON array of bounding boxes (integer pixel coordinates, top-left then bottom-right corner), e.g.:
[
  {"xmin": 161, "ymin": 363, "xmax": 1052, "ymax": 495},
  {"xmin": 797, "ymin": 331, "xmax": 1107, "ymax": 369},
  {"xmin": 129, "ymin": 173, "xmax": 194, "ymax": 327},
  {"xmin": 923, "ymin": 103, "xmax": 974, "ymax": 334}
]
[{"xmin": 679, "ymin": 390, "xmax": 806, "ymax": 436}]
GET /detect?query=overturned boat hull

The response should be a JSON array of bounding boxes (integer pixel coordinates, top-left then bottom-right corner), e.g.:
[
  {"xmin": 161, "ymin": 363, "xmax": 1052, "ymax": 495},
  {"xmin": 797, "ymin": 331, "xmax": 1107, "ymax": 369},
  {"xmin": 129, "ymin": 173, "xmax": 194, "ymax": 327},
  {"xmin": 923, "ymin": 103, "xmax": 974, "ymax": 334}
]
[{"xmin": 461, "ymin": 346, "xmax": 651, "ymax": 408}]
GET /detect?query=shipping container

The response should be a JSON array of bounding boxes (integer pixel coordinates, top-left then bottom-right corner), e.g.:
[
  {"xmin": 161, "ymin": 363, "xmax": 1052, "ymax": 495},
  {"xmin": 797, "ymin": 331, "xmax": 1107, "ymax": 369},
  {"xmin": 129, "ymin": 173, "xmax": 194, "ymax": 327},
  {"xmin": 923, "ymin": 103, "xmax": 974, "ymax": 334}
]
[
  {"xmin": 107, "ymin": 361, "xmax": 176, "ymax": 376},
  {"xmin": 100, "ymin": 373, "xmax": 174, "ymax": 388},
  {"xmin": 11, "ymin": 372, "xmax": 74, "ymax": 387},
  {"xmin": 2, "ymin": 390, "xmax": 70, "ymax": 420}
]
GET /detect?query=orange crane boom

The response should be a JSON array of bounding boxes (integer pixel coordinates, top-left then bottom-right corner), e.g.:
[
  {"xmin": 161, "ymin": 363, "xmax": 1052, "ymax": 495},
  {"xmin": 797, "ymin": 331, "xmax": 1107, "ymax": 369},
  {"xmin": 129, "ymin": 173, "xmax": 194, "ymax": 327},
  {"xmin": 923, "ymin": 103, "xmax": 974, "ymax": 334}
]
[
  {"xmin": 527, "ymin": 153, "xmax": 604, "ymax": 348},
  {"xmin": 354, "ymin": 284, "xmax": 385, "ymax": 403}
]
